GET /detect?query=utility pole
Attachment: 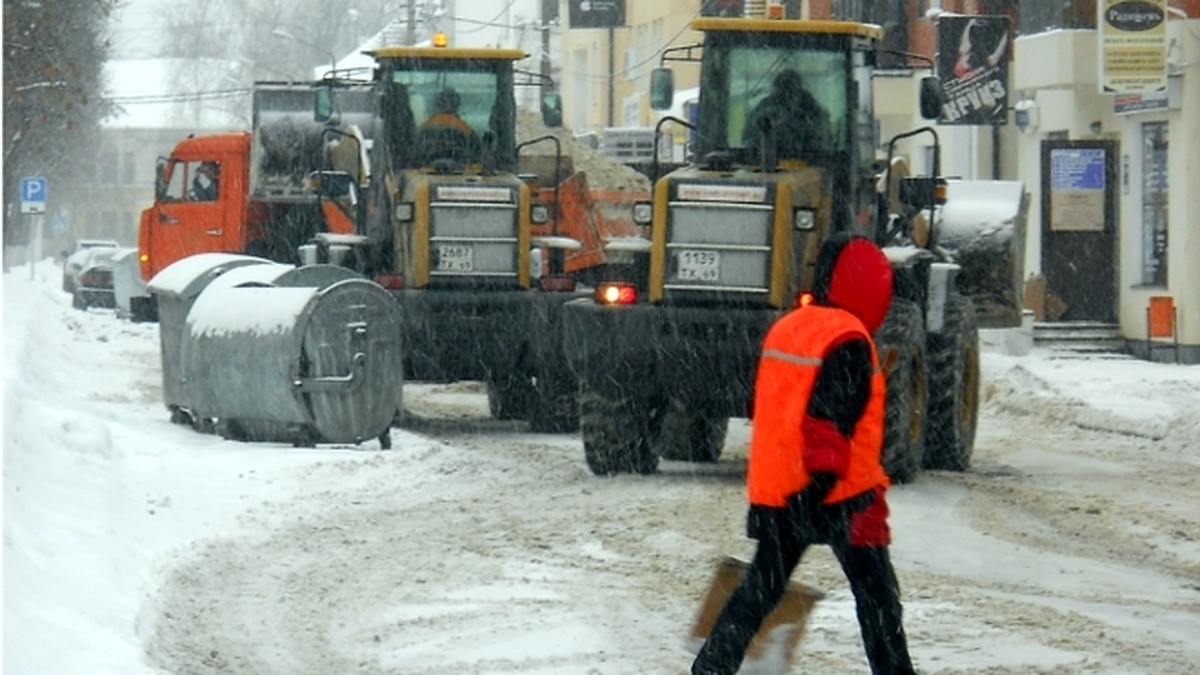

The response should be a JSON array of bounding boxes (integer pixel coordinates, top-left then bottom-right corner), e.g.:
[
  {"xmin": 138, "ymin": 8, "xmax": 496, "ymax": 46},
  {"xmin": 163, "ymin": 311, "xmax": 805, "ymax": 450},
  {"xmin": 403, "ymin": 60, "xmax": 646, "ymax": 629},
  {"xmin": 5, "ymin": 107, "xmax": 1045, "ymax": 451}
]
[
  {"xmin": 541, "ymin": 0, "xmax": 554, "ymax": 83},
  {"xmin": 406, "ymin": 0, "xmax": 416, "ymax": 45},
  {"xmin": 607, "ymin": 26, "xmax": 615, "ymax": 128}
]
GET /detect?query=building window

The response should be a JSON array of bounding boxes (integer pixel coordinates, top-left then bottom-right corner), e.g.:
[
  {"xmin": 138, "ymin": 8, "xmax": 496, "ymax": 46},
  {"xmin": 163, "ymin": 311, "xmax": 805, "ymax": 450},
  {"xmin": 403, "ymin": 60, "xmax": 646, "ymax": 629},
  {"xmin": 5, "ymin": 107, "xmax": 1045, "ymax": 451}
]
[
  {"xmin": 100, "ymin": 151, "xmax": 117, "ymax": 186},
  {"xmin": 1141, "ymin": 121, "xmax": 1168, "ymax": 286},
  {"xmin": 123, "ymin": 151, "xmax": 136, "ymax": 186}
]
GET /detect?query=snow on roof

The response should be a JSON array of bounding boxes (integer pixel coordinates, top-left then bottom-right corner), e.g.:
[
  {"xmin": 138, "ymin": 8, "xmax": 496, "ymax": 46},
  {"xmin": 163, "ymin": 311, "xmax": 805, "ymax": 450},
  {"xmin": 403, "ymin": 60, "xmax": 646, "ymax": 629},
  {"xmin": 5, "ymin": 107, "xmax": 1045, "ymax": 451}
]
[{"xmin": 102, "ymin": 59, "xmax": 246, "ymax": 130}]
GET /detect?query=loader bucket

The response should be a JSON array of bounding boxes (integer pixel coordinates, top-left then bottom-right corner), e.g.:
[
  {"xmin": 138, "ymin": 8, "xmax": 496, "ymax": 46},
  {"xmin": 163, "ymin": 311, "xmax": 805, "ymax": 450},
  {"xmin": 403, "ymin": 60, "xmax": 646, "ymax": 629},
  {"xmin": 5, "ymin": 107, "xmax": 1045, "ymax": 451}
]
[
  {"xmin": 688, "ymin": 556, "xmax": 824, "ymax": 672},
  {"xmin": 937, "ymin": 179, "xmax": 1029, "ymax": 328}
]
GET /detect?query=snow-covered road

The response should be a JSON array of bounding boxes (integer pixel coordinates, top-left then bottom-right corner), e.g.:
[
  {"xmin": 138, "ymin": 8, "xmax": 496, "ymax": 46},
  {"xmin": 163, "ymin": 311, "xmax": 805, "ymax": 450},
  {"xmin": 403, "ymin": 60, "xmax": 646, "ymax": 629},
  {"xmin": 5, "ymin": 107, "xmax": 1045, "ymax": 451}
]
[{"xmin": 4, "ymin": 259, "xmax": 1200, "ymax": 674}]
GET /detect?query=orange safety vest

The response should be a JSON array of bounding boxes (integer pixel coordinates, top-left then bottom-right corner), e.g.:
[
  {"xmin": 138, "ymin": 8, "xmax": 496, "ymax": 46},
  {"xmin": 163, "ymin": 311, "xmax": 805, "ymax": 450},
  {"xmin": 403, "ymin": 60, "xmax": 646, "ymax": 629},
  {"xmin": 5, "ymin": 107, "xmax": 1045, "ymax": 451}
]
[
  {"xmin": 746, "ymin": 304, "xmax": 888, "ymax": 508},
  {"xmin": 421, "ymin": 113, "xmax": 475, "ymax": 136}
]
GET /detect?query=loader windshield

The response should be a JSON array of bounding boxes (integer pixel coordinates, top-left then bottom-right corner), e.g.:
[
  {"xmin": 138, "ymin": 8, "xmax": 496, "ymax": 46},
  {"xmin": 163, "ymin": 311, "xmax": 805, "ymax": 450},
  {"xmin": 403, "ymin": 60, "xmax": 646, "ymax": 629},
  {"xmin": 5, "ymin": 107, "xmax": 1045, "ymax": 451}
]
[
  {"xmin": 380, "ymin": 58, "xmax": 516, "ymax": 170},
  {"xmin": 695, "ymin": 32, "xmax": 851, "ymax": 164}
]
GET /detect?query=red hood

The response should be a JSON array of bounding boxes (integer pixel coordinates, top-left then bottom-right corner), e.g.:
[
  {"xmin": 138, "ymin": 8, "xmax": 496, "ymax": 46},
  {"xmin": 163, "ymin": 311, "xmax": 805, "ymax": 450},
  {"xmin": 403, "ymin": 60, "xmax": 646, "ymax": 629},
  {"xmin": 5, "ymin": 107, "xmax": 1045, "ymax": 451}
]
[{"xmin": 814, "ymin": 235, "xmax": 893, "ymax": 333}]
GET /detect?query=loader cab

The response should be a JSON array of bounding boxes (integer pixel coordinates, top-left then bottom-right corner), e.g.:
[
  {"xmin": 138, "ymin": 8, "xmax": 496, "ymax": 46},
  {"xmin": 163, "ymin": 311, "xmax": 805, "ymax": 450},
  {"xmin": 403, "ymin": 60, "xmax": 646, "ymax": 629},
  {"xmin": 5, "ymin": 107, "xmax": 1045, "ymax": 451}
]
[
  {"xmin": 689, "ymin": 21, "xmax": 879, "ymax": 183},
  {"xmin": 650, "ymin": 19, "xmax": 884, "ymax": 241},
  {"xmin": 370, "ymin": 47, "xmax": 522, "ymax": 173}
]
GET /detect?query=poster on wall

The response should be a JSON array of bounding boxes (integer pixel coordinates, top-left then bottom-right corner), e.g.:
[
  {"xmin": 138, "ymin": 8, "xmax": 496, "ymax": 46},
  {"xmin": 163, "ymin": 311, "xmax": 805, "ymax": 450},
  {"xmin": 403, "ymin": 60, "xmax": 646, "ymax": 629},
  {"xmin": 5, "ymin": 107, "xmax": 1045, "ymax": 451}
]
[
  {"xmin": 567, "ymin": 0, "xmax": 626, "ymax": 29},
  {"xmin": 1099, "ymin": 0, "xmax": 1168, "ymax": 94},
  {"xmin": 936, "ymin": 15, "xmax": 1010, "ymax": 126},
  {"xmin": 1050, "ymin": 148, "xmax": 1107, "ymax": 232}
]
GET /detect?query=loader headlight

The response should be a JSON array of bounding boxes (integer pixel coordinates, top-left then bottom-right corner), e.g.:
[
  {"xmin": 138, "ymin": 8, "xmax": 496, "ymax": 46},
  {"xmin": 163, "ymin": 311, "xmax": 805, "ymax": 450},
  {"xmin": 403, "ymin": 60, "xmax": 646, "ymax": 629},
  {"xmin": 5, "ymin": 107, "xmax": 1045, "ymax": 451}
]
[
  {"xmin": 395, "ymin": 202, "xmax": 414, "ymax": 222},
  {"xmin": 793, "ymin": 208, "xmax": 816, "ymax": 231},
  {"xmin": 531, "ymin": 203, "xmax": 550, "ymax": 224},
  {"xmin": 632, "ymin": 201, "xmax": 653, "ymax": 225}
]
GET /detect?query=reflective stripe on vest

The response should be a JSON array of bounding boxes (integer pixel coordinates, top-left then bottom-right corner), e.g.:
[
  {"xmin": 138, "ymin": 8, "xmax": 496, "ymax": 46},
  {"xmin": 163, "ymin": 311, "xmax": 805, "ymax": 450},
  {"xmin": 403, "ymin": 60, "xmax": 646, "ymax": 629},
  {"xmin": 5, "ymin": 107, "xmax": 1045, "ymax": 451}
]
[{"xmin": 746, "ymin": 305, "xmax": 889, "ymax": 508}]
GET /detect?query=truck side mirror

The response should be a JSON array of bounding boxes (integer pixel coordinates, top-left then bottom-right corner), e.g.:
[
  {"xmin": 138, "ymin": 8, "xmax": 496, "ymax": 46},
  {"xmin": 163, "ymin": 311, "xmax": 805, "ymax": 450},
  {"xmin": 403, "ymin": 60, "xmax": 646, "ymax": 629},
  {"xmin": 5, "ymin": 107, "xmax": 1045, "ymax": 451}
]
[
  {"xmin": 541, "ymin": 91, "xmax": 562, "ymax": 128},
  {"xmin": 155, "ymin": 158, "xmax": 169, "ymax": 200},
  {"xmin": 649, "ymin": 68, "xmax": 675, "ymax": 111},
  {"xmin": 314, "ymin": 85, "xmax": 335, "ymax": 123},
  {"xmin": 919, "ymin": 76, "xmax": 945, "ymax": 120}
]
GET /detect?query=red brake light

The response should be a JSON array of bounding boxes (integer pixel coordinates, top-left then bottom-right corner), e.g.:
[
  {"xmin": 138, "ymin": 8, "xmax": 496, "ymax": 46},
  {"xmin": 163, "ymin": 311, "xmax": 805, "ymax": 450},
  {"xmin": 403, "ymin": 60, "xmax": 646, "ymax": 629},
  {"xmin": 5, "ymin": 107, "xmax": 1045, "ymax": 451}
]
[{"xmin": 596, "ymin": 282, "xmax": 637, "ymax": 305}]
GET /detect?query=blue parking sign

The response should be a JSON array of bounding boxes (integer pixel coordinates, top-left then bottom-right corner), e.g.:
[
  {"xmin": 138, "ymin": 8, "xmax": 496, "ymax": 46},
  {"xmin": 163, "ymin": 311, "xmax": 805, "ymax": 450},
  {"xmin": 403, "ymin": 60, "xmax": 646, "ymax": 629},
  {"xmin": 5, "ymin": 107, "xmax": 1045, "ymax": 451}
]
[{"xmin": 21, "ymin": 176, "xmax": 47, "ymax": 214}]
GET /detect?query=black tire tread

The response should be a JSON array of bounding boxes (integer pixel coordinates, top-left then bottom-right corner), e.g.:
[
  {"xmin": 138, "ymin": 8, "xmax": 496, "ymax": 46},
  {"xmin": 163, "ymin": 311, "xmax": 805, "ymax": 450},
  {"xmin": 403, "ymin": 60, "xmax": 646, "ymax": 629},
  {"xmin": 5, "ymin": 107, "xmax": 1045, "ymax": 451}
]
[{"xmin": 924, "ymin": 294, "xmax": 980, "ymax": 472}]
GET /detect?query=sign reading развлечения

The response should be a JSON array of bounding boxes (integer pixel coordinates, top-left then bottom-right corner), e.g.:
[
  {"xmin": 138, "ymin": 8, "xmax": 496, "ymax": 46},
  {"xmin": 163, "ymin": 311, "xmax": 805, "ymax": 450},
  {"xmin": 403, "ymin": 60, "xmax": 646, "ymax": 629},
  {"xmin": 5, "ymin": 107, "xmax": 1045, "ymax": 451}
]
[{"xmin": 1099, "ymin": 0, "xmax": 1168, "ymax": 94}]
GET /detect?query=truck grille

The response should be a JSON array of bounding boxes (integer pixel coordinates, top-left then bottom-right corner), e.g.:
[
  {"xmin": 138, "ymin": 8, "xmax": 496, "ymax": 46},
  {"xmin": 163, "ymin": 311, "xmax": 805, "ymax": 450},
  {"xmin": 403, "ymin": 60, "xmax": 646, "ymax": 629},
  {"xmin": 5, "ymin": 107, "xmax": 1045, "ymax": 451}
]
[
  {"xmin": 429, "ymin": 202, "xmax": 519, "ymax": 279},
  {"xmin": 665, "ymin": 202, "xmax": 773, "ymax": 295}
]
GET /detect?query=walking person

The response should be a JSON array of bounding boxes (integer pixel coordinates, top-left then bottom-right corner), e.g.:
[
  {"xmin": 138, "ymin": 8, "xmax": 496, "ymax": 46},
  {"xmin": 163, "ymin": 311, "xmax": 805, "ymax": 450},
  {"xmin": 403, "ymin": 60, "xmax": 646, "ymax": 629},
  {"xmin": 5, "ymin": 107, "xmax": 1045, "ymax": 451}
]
[{"xmin": 693, "ymin": 233, "xmax": 916, "ymax": 675}]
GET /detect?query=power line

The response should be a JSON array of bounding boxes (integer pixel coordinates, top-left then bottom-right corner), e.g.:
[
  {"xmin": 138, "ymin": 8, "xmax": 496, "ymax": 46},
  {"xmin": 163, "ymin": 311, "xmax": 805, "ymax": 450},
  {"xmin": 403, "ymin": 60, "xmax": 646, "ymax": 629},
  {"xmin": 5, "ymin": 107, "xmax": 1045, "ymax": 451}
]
[{"xmin": 106, "ymin": 88, "xmax": 253, "ymax": 104}]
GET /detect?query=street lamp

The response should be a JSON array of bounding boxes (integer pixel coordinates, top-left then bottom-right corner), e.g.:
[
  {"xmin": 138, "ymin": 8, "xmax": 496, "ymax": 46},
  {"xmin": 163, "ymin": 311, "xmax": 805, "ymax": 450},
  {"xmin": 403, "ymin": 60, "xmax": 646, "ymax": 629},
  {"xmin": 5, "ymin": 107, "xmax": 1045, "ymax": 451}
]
[{"xmin": 271, "ymin": 27, "xmax": 337, "ymax": 79}]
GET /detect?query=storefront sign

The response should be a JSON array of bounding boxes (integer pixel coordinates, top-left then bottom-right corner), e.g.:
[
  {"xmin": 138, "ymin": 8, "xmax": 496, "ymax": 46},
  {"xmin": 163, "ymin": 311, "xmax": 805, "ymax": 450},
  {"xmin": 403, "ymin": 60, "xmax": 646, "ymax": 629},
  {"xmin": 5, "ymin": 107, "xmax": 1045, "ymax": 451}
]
[
  {"xmin": 567, "ymin": 0, "xmax": 625, "ymax": 29},
  {"xmin": 1099, "ymin": 0, "xmax": 1167, "ymax": 94},
  {"xmin": 1050, "ymin": 148, "xmax": 1106, "ymax": 232}
]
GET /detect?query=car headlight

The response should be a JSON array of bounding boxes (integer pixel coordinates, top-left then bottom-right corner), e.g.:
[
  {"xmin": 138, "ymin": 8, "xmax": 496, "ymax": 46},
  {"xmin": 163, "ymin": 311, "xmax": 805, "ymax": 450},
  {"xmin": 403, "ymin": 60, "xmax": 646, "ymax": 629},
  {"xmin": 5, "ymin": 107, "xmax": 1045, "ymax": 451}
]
[
  {"xmin": 793, "ymin": 208, "xmax": 816, "ymax": 231},
  {"xmin": 531, "ymin": 203, "xmax": 549, "ymax": 224},
  {"xmin": 632, "ymin": 201, "xmax": 653, "ymax": 225},
  {"xmin": 394, "ymin": 202, "xmax": 414, "ymax": 222}
]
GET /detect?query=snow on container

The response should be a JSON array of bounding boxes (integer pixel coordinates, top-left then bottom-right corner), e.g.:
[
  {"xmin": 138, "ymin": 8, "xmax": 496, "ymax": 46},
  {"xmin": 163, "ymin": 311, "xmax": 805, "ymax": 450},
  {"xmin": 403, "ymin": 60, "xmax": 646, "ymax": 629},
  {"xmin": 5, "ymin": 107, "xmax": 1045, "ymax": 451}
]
[
  {"xmin": 147, "ymin": 253, "xmax": 275, "ymax": 427},
  {"xmin": 180, "ymin": 277, "xmax": 403, "ymax": 447}
]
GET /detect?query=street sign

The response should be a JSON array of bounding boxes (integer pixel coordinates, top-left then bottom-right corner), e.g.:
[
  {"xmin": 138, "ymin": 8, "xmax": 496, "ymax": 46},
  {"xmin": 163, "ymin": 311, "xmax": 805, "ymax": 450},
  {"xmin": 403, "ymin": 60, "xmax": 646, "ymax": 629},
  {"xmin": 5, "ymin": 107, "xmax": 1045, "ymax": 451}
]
[{"xmin": 21, "ymin": 176, "xmax": 47, "ymax": 214}]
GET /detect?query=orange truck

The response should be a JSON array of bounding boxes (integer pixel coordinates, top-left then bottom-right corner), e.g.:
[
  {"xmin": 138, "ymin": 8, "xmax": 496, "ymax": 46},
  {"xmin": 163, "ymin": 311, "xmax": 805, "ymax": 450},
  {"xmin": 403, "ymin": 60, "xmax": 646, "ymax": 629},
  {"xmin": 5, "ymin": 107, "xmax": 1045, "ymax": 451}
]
[{"xmin": 136, "ymin": 83, "xmax": 373, "ymax": 284}]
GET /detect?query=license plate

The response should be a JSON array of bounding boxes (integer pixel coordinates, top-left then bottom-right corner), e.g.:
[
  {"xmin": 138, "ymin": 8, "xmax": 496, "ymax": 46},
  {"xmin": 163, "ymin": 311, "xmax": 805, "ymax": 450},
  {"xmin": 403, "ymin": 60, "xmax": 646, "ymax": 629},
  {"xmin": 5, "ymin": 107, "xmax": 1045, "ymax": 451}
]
[
  {"xmin": 675, "ymin": 249, "xmax": 720, "ymax": 282},
  {"xmin": 436, "ymin": 244, "xmax": 473, "ymax": 272}
]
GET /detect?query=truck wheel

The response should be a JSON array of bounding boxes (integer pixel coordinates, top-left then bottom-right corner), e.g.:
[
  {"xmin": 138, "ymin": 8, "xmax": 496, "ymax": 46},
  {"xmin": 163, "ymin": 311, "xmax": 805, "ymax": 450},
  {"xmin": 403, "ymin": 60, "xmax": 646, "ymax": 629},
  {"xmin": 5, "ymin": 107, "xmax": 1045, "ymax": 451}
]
[
  {"xmin": 875, "ymin": 299, "xmax": 927, "ymax": 484},
  {"xmin": 216, "ymin": 419, "xmax": 248, "ymax": 442},
  {"xmin": 923, "ymin": 294, "xmax": 980, "ymax": 472},
  {"xmin": 487, "ymin": 374, "xmax": 536, "ymax": 421},
  {"xmin": 581, "ymin": 387, "xmax": 658, "ymax": 476},
  {"xmin": 529, "ymin": 370, "xmax": 579, "ymax": 433},
  {"xmin": 655, "ymin": 397, "xmax": 727, "ymax": 463}
]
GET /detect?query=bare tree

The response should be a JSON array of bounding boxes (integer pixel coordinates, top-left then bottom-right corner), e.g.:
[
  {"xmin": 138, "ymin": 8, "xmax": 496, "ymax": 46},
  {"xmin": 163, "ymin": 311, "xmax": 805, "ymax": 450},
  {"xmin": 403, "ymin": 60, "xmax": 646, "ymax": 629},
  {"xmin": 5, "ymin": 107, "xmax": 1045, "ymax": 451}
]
[{"xmin": 3, "ymin": 0, "xmax": 119, "ymax": 250}]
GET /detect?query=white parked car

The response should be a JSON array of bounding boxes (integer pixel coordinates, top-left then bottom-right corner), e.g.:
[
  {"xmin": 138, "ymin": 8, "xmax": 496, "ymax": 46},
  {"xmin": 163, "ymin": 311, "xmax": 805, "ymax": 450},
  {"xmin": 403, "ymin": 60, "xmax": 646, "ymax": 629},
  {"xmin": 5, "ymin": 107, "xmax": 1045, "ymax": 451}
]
[{"xmin": 62, "ymin": 239, "xmax": 120, "ymax": 293}]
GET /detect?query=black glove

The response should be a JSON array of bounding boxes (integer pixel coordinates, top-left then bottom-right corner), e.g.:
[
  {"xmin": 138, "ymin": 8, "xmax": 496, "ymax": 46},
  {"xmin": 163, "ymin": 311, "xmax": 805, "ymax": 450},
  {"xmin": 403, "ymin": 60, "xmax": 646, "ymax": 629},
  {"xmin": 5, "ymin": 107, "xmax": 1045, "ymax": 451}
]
[{"xmin": 792, "ymin": 472, "xmax": 840, "ymax": 543}]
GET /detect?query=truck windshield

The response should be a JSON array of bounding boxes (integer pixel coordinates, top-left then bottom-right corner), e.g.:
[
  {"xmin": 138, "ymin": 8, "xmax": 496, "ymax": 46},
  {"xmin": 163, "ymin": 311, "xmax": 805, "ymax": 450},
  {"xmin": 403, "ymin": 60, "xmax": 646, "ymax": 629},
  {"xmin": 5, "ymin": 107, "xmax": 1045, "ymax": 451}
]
[
  {"xmin": 382, "ymin": 59, "xmax": 516, "ymax": 169},
  {"xmin": 696, "ymin": 37, "xmax": 849, "ymax": 163}
]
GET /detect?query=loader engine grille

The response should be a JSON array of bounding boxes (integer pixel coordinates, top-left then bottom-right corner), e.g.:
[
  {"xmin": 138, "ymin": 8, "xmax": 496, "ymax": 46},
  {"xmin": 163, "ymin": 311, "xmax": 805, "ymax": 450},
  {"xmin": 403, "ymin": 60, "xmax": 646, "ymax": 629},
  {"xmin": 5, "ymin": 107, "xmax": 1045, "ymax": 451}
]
[
  {"xmin": 665, "ymin": 201, "xmax": 773, "ymax": 297},
  {"xmin": 429, "ymin": 201, "xmax": 519, "ymax": 280}
]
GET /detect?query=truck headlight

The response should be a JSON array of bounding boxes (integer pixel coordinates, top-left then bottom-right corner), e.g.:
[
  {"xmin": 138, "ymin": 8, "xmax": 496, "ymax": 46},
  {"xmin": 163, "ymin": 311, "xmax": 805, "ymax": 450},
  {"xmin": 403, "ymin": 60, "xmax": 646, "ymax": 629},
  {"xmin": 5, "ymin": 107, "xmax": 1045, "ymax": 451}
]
[
  {"xmin": 531, "ymin": 203, "xmax": 549, "ymax": 224},
  {"xmin": 793, "ymin": 208, "xmax": 816, "ymax": 231},
  {"xmin": 633, "ymin": 201, "xmax": 653, "ymax": 225},
  {"xmin": 395, "ymin": 202, "xmax": 414, "ymax": 222}
]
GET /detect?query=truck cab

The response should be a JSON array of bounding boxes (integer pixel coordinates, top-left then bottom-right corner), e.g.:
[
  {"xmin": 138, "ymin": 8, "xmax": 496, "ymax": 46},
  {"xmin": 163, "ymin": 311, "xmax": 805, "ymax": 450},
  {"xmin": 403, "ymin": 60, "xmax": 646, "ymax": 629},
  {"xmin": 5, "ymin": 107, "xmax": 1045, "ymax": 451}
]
[{"xmin": 139, "ymin": 133, "xmax": 254, "ymax": 281}]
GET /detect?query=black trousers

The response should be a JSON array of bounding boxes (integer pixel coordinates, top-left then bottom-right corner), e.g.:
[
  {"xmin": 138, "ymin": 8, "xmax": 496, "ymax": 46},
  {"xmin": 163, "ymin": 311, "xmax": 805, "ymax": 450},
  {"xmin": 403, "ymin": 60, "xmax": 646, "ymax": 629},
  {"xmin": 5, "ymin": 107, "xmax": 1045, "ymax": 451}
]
[{"xmin": 692, "ymin": 518, "xmax": 915, "ymax": 675}]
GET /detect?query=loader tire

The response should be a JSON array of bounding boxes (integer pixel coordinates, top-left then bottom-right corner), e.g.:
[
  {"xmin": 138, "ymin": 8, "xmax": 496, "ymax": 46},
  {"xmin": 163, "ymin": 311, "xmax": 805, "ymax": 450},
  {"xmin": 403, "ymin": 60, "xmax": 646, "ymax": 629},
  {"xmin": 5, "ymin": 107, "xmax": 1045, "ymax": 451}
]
[
  {"xmin": 875, "ymin": 299, "xmax": 927, "ymax": 484},
  {"xmin": 487, "ymin": 374, "xmax": 536, "ymax": 421},
  {"xmin": 529, "ymin": 368, "xmax": 579, "ymax": 434},
  {"xmin": 581, "ymin": 387, "xmax": 658, "ymax": 476},
  {"xmin": 655, "ymin": 397, "xmax": 727, "ymax": 463},
  {"xmin": 923, "ymin": 294, "xmax": 980, "ymax": 472}
]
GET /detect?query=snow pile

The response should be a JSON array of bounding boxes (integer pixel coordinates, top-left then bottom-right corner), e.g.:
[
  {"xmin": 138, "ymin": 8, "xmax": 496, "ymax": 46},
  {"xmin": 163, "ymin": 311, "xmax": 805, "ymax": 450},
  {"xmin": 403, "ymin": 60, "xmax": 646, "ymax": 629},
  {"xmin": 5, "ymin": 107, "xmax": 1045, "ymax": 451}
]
[
  {"xmin": 516, "ymin": 108, "xmax": 651, "ymax": 193},
  {"xmin": 982, "ymin": 352, "xmax": 1200, "ymax": 444}
]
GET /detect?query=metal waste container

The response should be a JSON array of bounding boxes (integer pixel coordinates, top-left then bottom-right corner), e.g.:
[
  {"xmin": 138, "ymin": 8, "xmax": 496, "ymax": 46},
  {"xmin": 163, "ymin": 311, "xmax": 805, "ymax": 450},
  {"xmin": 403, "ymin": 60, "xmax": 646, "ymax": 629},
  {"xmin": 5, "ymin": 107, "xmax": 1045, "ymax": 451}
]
[
  {"xmin": 180, "ymin": 277, "xmax": 404, "ymax": 447},
  {"xmin": 148, "ymin": 254, "xmax": 274, "ymax": 427}
]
